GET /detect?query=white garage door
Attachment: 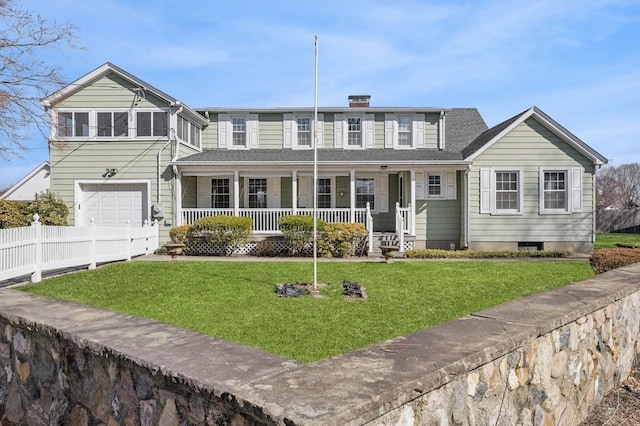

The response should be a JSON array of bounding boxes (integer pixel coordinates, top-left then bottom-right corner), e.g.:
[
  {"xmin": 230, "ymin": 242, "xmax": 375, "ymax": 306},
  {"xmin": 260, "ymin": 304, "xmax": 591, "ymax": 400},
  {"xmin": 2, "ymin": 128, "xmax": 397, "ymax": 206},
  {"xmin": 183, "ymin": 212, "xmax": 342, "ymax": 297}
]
[{"xmin": 81, "ymin": 183, "xmax": 148, "ymax": 227}]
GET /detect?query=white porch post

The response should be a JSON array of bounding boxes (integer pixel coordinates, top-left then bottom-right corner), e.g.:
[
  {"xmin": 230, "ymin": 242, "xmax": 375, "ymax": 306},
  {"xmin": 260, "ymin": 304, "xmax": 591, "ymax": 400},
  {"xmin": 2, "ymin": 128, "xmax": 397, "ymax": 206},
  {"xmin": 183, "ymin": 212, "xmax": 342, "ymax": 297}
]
[
  {"xmin": 175, "ymin": 170, "xmax": 182, "ymax": 225},
  {"xmin": 350, "ymin": 170, "xmax": 356, "ymax": 222},
  {"xmin": 292, "ymin": 170, "xmax": 298, "ymax": 215},
  {"xmin": 410, "ymin": 170, "xmax": 416, "ymax": 235},
  {"xmin": 233, "ymin": 171, "xmax": 240, "ymax": 216}
]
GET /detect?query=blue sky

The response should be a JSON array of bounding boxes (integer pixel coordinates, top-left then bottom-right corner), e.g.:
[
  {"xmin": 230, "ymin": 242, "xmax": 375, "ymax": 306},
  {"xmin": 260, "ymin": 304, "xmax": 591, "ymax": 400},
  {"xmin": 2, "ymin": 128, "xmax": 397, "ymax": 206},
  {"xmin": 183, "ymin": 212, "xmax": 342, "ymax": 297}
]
[{"xmin": 2, "ymin": 0, "xmax": 639, "ymax": 188}]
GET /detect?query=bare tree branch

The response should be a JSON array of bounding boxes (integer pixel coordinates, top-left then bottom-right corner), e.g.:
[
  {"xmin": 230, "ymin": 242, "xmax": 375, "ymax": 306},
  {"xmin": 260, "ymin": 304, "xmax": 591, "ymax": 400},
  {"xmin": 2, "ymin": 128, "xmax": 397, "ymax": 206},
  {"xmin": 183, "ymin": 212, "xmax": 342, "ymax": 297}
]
[
  {"xmin": 0, "ymin": 0, "xmax": 79, "ymax": 159},
  {"xmin": 597, "ymin": 163, "xmax": 640, "ymax": 209}
]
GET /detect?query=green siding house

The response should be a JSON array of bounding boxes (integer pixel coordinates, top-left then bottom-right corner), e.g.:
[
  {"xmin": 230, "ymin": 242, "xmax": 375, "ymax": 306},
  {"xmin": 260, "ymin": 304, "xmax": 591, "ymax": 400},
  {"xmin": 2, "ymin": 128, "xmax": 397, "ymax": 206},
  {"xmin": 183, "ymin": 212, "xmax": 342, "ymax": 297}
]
[{"xmin": 41, "ymin": 63, "xmax": 608, "ymax": 253}]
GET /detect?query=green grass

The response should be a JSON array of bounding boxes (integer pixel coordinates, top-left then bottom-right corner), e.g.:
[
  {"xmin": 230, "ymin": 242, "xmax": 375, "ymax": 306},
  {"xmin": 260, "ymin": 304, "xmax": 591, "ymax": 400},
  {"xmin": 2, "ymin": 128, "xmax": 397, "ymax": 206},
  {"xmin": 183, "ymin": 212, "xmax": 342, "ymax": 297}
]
[
  {"xmin": 595, "ymin": 233, "xmax": 640, "ymax": 249},
  {"xmin": 20, "ymin": 261, "xmax": 593, "ymax": 363}
]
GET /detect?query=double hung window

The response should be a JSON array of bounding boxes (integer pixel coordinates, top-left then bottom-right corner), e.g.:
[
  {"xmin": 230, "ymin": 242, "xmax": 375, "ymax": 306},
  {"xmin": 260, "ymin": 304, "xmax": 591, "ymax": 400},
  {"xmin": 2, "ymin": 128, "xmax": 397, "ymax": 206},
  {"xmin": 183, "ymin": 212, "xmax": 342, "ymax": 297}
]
[
  {"xmin": 232, "ymin": 117, "xmax": 247, "ymax": 147},
  {"xmin": 211, "ymin": 179, "xmax": 230, "ymax": 208},
  {"xmin": 297, "ymin": 117, "xmax": 311, "ymax": 147},
  {"xmin": 347, "ymin": 118, "xmax": 362, "ymax": 147},
  {"xmin": 317, "ymin": 178, "xmax": 331, "ymax": 208},
  {"xmin": 397, "ymin": 116, "xmax": 412, "ymax": 146},
  {"xmin": 356, "ymin": 178, "xmax": 375, "ymax": 209},
  {"xmin": 248, "ymin": 178, "xmax": 267, "ymax": 208}
]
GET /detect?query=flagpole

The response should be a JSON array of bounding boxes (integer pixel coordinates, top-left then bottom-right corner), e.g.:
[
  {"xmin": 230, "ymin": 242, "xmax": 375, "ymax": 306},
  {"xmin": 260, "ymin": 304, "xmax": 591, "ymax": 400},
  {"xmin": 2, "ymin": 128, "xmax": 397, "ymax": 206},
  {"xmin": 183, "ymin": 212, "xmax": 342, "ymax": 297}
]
[{"xmin": 313, "ymin": 35, "xmax": 319, "ymax": 291}]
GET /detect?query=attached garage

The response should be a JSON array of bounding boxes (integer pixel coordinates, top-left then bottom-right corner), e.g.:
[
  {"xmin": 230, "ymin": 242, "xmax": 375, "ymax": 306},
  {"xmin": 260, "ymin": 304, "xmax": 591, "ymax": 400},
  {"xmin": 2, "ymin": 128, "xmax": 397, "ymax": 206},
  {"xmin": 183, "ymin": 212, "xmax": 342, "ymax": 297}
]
[{"xmin": 78, "ymin": 182, "xmax": 150, "ymax": 227}]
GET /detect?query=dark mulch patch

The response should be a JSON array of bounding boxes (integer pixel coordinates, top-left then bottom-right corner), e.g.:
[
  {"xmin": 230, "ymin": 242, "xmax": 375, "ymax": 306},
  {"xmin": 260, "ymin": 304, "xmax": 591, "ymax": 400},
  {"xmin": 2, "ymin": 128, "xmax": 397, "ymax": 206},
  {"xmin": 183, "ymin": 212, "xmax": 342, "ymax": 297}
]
[{"xmin": 580, "ymin": 368, "xmax": 640, "ymax": 425}]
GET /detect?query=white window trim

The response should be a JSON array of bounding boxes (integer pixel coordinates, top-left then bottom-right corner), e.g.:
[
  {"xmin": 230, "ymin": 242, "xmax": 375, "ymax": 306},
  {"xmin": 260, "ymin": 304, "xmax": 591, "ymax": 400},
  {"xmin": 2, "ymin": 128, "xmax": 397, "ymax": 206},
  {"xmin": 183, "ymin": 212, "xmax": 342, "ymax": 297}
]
[
  {"xmin": 539, "ymin": 167, "xmax": 583, "ymax": 214},
  {"xmin": 54, "ymin": 108, "xmax": 171, "ymax": 141},
  {"xmin": 134, "ymin": 109, "xmax": 170, "ymax": 139},
  {"xmin": 425, "ymin": 172, "xmax": 457, "ymax": 200},
  {"xmin": 218, "ymin": 113, "xmax": 259, "ymax": 150},
  {"xmin": 354, "ymin": 174, "xmax": 388, "ymax": 213},
  {"xmin": 334, "ymin": 114, "xmax": 374, "ymax": 150},
  {"xmin": 384, "ymin": 113, "xmax": 425, "ymax": 149},
  {"xmin": 283, "ymin": 113, "xmax": 324, "ymax": 149},
  {"xmin": 480, "ymin": 168, "xmax": 524, "ymax": 215}
]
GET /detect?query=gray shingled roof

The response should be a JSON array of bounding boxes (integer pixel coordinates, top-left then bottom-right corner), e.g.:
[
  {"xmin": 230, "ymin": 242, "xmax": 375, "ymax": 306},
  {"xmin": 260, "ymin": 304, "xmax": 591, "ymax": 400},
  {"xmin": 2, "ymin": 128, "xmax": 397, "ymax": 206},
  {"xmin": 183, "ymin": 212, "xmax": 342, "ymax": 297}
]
[{"xmin": 176, "ymin": 108, "xmax": 488, "ymax": 164}]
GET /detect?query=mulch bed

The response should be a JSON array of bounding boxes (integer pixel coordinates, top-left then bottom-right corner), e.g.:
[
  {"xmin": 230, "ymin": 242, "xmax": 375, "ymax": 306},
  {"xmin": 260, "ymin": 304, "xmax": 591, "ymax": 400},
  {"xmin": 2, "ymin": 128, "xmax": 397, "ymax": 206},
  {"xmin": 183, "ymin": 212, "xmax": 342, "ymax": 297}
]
[{"xmin": 580, "ymin": 368, "xmax": 640, "ymax": 425}]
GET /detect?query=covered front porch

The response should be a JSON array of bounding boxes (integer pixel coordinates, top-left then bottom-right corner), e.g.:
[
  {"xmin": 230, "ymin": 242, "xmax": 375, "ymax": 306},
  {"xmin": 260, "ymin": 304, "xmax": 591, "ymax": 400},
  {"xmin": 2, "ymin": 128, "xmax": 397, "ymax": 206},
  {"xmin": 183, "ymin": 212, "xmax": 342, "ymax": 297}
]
[{"xmin": 174, "ymin": 168, "xmax": 417, "ymax": 242}]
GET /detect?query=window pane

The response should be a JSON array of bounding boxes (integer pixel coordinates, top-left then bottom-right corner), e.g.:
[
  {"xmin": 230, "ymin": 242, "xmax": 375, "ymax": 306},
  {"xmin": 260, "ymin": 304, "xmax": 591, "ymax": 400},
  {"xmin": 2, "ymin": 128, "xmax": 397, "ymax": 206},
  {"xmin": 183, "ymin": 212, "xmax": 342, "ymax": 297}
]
[
  {"xmin": 75, "ymin": 112, "xmax": 89, "ymax": 137},
  {"xmin": 543, "ymin": 171, "xmax": 567, "ymax": 210},
  {"xmin": 297, "ymin": 117, "xmax": 311, "ymax": 146},
  {"xmin": 347, "ymin": 118, "xmax": 361, "ymax": 146},
  {"xmin": 317, "ymin": 178, "xmax": 331, "ymax": 208},
  {"xmin": 428, "ymin": 175, "xmax": 441, "ymax": 196},
  {"xmin": 211, "ymin": 178, "xmax": 230, "ymax": 208},
  {"xmin": 232, "ymin": 117, "xmax": 246, "ymax": 146},
  {"xmin": 153, "ymin": 112, "xmax": 168, "ymax": 137},
  {"xmin": 58, "ymin": 112, "xmax": 72, "ymax": 137},
  {"xmin": 495, "ymin": 172, "xmax": 519, "ymax": 210},
  {"xmin": 248, "ymin": 178, "xmax": 267, "ymax": 208},
  {"xmin": 398, "ymin": 117, "xmax": 412, "ymax": 146},
  {"xmin": 97, "ymin": 112, "xmax": 112, "ymax": 137},
  {"xmin": 177, "ymin": 116, "xmax": 184, "ymax": 140},
  {"xmin": 356, "ymin": 178, "xmax": 374, "ymax": 209},
  {"xmin": 114, "ymin": 112, "xmax": 128, "ymax": 136},
  {"xmin": 137, "ymin": 112, "xmax": 151, "ymax": 137}
]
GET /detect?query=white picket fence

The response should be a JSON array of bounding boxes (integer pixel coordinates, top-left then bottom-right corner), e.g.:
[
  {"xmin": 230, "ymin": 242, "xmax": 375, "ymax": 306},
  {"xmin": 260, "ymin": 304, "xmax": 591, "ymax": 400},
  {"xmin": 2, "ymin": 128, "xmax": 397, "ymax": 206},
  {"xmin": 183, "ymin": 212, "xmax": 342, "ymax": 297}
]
[{"xmin": 0, "ymin": 215, "xmax": 159, "ymax": 284}]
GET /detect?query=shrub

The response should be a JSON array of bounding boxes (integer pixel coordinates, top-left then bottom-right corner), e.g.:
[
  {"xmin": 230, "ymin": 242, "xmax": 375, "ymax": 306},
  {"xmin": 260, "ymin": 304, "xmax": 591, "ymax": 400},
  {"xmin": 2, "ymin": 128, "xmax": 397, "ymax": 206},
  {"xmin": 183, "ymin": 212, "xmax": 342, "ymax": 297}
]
[
  {"xmin": 318, "ymin": 222, "xmax": 367, "ymax": 258},
  {"xmin": 590, "ymin": 248, "xmax": 640, "ymax": 274},
  {"xmin": 0, "ymin": 200, "xmax": 31, "ymax": 228},
  {"xmin": 169, "ymin": 224, "xmax": 192, "ymax": 244},
  {"xmin": 29, "ymin": 192, "xmax": 69, "ymax": 226},
  {"xmin": 188, "ymin": 216, "xmax": 252, "ymax": 256},
  {"xmin": 404, "ymin": 249, "xmax": 571, "ymax": 259},
  {"xmin": 0, "ymin": 192, "xmax": 69, "ymax": 228},
  {"xmin": 279, "ymin": 215, "xmax": 326, "ymax": 256}
]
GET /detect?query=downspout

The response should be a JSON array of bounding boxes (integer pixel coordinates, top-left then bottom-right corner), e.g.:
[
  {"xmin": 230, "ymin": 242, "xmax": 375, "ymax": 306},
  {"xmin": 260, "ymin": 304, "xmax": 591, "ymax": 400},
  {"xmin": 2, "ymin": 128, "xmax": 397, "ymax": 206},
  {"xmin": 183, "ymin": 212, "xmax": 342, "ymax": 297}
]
[
  {"xmin": 157, "ymin": 105, "xmax": 183, "ymax": 205},
  {"xmin": 464, "ymin": 165, "xmax": 471, "ymax": 249}
]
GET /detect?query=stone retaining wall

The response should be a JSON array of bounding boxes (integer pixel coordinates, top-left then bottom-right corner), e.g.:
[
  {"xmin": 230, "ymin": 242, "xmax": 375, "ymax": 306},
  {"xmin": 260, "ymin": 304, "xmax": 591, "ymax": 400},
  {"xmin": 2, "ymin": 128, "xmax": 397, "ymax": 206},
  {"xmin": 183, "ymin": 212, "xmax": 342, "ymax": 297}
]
[{"xmin": 1, "ymin": 263, "xmax": 640, "ymax": 425}]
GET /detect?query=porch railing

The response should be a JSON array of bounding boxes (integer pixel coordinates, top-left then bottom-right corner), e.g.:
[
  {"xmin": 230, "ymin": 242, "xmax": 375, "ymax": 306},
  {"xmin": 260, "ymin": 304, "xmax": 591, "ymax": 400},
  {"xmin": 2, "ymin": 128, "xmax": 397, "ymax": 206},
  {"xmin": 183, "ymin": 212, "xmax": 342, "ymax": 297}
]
[
  {"xmin": 396, "ymin": 202, "xmax": 413, "ymax": 236},
  {"xmin": 181, "ymin": 208, "xmax": 367, "ymax": 233}
]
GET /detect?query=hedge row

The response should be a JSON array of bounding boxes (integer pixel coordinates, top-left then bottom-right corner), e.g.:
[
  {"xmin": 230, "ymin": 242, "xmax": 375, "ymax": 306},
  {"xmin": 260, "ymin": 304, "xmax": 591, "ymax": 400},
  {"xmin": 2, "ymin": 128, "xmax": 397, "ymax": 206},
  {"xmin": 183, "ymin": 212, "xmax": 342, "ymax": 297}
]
[
  {"xmin": 182, "ymin": 216, "xmax": 252, "ymax": 256},
  {"xmin": 589, "ymin": 248, "xmax": 640, "ymax": 274},
  {"xmin": 404, "ymin": 249, "xmax": 571, "ymax": 259}
]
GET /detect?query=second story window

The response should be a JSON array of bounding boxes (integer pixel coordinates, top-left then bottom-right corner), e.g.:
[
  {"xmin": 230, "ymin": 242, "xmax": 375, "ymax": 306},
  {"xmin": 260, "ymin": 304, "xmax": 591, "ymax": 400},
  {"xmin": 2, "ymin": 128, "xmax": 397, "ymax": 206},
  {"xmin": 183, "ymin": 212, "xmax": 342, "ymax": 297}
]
[
  {"xmin": 97, "ymin": 111, "xmax": 128, "ymax": 137},
  {"xmin": 297, "ymin": 117, "xmax": 311, "ymax": 146},
  {"xmin": 57, "ymin": 111, "xmax": 89, "ymax": 138},
  {"xmin": 398, "ymin": 117, "xmax": 412, "ymax": 146},
  {"xmin": 232, "ymin": 117, "xmax": 247, "ymax": 147},
  {"xmin": 136, "ymin": 111, "xmax": 168, "ymax": 137},
  {"xmin": 347, "ymin": 118, "xmax": 362, "ymax": 147}
]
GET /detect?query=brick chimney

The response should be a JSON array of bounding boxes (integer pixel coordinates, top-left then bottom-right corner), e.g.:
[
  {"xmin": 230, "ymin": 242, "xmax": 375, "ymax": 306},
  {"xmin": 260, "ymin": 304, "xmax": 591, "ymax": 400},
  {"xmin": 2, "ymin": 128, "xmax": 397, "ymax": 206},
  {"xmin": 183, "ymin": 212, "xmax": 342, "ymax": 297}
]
[{"xmin": 348, "ymin": 95, "xmax": 371, "ymax": 108}]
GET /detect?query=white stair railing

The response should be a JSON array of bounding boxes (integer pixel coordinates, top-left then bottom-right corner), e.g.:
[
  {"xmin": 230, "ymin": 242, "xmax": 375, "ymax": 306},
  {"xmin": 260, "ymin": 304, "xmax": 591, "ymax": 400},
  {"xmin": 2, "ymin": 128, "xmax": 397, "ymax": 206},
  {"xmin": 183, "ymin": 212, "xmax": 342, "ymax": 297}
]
[
  {"xmin": 366, "ymin": 202, "xmax": 374, "ymax": 253},
  {"xmin": 395, "ymin": 202, "xmax": 405, "ymax": 253}
]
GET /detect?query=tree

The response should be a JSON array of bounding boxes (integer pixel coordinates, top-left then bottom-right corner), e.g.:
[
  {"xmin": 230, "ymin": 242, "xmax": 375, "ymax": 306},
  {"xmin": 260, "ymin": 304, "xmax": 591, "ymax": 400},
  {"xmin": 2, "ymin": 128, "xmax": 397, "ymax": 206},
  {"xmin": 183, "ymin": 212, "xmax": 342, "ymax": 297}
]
[
  {"xmin": 0, "ymin": 0, "xmax": 77, "ymax": 158},
  {"xmin": 597, "ymin": 163, "xmax": 640, "ymax": 209}
]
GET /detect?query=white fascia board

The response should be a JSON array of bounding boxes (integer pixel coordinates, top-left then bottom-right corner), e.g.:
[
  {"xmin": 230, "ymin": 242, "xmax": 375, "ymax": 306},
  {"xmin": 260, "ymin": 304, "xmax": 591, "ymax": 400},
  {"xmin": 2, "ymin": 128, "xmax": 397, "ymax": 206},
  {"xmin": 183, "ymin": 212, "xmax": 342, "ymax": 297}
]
[
  {"xmin": 173, "ymin": 160, "xmax": 472, "ymax": 168},
  {"xmin": 42, "ymin": 62, "xmax": 178, "ymax": 109}
]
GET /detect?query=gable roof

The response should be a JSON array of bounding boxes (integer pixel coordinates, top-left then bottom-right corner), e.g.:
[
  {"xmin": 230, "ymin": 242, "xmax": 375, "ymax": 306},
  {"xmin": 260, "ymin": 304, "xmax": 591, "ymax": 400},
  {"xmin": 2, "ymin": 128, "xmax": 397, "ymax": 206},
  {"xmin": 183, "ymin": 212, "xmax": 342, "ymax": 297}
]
[
  {"xmin": 0, "ymin": 161, "xmax": 50, "ymax": 201},
  {"xmin": 463, "ymin": 106, "xmax": 608, "ymax": 165},
  {"xmin": 41, "ymin": 62, "xmax": 208, "ymax": 126}
]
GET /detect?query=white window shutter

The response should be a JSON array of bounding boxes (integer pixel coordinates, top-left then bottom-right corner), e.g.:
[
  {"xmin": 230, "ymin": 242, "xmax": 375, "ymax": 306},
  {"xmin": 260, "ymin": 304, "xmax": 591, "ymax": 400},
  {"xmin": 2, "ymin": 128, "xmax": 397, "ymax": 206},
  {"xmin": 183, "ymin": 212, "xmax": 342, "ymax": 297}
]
[
  {"xmin": 378, "ymin": 174, "xmax": 389, "ymax": 213},
  {"xmin": 480, "ymin": 168, "xmax": 491, "ymax": 214},
  {"xmin": 334, "ymin": 114, "xmax": 345, "ymax": 148},
  {"xmin": 384, "ymin": 114, "xmax": 395, "ymax": 148},
  {"xmin": 415, "ymin": 171, "xmax": 424, "ymax": 199},
  {"xmin": 364, "ymin": 114, "xmax": 375, "ymax": 148},
  {"xmin": 218, "ymin": 114, "xmax": 230, "ymax": 148},
  {"xmin": 571, "ymin": 167, "xmax": 583, "ymax": 213},
  {"xmin": 413, "ymin": 114, "xmax": 425, "ymax": 148},
  {"xmin": 297, "ymin": 176, "xmax": 311, "ymax": 208},
  {"xmin": 267, "ymin": 177, "xmax": 281, "ymax": 208},
  {"xmin": 248, "ymin": 114, "xmax": 259, "ymax": 148},
  {"xmin": 315, "ymin": 113, "xmax": 324, "ymax": 148},
  {"xmin": 446, "ymin": 172, "xmax": 457, "ymax": 199},
  {"xmin": 283, "ymin": 114, "xmax": 294, "ymax": 148}
]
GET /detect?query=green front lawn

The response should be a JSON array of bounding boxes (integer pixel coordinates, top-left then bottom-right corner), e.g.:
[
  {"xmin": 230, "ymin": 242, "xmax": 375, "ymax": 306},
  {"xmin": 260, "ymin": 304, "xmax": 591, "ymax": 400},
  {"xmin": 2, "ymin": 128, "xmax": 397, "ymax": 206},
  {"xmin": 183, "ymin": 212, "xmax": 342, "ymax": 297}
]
[
  {"xmin": 595, "ymin": 233, "xmax": 640, "ymax": 249},
  {"xmin": 21, "ymin": 260, "xmax": 593, "ymax": 363}
]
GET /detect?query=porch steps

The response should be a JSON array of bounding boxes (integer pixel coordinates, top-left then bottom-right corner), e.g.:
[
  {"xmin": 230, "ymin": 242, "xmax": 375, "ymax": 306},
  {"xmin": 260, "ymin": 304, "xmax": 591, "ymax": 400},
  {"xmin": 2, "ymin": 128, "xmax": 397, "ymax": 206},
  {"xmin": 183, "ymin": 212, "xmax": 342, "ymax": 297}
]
[{"xmin": 368, "ymin": 232, "xmax": 415, "ymax": 258}]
